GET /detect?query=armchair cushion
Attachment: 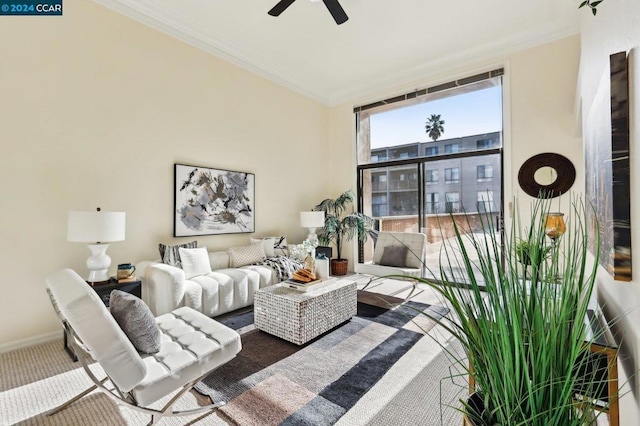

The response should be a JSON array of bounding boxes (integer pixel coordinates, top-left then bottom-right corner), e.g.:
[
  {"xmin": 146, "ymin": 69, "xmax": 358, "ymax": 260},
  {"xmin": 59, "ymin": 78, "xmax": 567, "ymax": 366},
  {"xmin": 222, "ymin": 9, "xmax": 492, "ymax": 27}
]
[
  {"xmin": 379, "ymin": 245, "xmax": 409, "ymax": 267},
  {"xmin": 110, "ymin": 290, "xmax": 161, "ymax": 354},
  {"xmin": 179, "ymin": 247, "xmax": 212, "ymax": 279},
  {"xmin": 159, "ymin": 240, "xmax": 197, "ymax": 268}
]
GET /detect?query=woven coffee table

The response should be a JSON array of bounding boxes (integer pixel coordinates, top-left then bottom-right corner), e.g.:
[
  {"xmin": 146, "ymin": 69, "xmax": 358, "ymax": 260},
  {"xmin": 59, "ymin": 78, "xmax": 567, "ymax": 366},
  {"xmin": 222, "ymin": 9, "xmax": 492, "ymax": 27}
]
[{"xmin": 254, "ymin": 278, "xmax": 357, "ymax": 345}]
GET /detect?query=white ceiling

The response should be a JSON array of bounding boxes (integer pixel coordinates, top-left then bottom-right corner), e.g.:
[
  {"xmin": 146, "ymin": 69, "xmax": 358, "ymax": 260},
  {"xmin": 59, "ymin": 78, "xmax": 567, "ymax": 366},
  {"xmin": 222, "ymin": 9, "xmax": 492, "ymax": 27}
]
[{"xmin": 94, "ymin": 0, "xmax": 581, "ymax": 106}]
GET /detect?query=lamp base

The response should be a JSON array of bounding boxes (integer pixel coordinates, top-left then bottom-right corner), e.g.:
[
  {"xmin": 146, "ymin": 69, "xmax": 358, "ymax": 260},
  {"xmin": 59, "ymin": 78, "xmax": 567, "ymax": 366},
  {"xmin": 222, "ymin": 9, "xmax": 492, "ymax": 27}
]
[{"xmin": 86, "ymin": 243, "xmax": 112, "ymax": 283}]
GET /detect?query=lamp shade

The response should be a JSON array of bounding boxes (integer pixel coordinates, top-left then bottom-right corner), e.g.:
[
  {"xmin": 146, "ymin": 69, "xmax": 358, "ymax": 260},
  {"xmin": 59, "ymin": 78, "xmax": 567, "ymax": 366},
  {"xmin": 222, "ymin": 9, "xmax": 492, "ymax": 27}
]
[
  {"xmin": 67, "ymin": 211, "xmax": 126, "ymax": 243},
  {"xmin": 300, "ymin": 211, "xmax": 325, "ymax": 228}
]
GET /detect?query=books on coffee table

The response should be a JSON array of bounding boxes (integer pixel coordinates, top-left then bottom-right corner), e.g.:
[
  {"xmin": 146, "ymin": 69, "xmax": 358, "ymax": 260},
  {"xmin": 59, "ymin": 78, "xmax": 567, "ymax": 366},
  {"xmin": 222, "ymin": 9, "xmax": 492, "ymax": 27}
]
[{"xmin": 284, "ymin": 278, "xmax": 324, "ymax": 292}]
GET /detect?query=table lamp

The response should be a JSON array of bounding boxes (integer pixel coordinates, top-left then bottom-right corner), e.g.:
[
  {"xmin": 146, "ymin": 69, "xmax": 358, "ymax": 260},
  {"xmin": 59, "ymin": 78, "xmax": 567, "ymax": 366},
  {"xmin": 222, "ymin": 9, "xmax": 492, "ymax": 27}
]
[
  {"xmin": 300, "ymin": 211, "xmax": 325, "ymax": 246},
  {"xmin": 68, "ymin": 208, "xmax": 126, "ymax": 284}
]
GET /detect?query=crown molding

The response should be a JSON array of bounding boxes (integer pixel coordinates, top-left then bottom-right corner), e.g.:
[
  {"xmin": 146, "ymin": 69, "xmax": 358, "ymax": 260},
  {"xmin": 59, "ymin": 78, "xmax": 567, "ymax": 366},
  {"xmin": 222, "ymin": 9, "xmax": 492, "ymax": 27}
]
[
  {"xmin": 93, "ymin": 0, "xmax": 333, "ymax": 104},
  {"xmin": 329, "ymin": 25, "xmax": 580, "ymax": 106}
]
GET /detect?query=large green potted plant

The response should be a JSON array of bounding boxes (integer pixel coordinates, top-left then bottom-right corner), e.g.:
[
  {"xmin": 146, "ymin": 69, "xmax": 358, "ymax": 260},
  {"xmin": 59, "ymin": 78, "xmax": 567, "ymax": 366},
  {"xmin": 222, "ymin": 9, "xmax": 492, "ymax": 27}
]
[
  {"xmin": 312, "ymin": 190, "xmax": 374, "ymax": 276},
  {"xmin": 404, "ymin": 197, "xmax": 615, "ymax": 425}
]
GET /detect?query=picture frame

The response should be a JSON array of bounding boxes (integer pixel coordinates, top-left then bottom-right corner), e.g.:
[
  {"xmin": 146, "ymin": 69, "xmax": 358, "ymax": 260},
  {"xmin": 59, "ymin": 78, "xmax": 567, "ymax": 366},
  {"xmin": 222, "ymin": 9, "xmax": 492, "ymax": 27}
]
[
  {"xmin": 174, "ymin": 163, "xmax": 255, "ymax": 237},
  {"xmin": 585, "ymin": 51, "xmax": 632, "ymax": 281}
]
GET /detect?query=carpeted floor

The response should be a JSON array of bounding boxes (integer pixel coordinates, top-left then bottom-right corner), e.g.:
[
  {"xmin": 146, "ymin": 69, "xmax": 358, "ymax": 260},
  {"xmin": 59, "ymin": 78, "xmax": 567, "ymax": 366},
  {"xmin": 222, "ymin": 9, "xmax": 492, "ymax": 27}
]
[
  {"xmin": 194, "ymin": 300, "xmax": 448, "ymax": 425},
  {"xmin": 0, "ymin": 279, "xmax": 467, "ymax": 425}
]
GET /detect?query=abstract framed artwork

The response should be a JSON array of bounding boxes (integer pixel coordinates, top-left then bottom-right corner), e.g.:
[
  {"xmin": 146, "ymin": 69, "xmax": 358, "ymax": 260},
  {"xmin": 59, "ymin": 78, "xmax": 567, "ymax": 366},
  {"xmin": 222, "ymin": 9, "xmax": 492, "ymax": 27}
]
[
  {"xmin": 585, "ymin": 51, "xmax": 632, "ymax": 281},
  {"xmin": 174, "ymin": 163, "xmax": 255, "ymax": 237}
]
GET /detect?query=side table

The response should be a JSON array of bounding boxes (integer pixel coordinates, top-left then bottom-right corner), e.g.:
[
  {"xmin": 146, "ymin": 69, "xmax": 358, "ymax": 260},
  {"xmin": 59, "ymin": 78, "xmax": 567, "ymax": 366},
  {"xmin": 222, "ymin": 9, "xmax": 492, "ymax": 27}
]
[{"xmin": 63, "ymin": 278, "xmax": 142, "ymax": 361}]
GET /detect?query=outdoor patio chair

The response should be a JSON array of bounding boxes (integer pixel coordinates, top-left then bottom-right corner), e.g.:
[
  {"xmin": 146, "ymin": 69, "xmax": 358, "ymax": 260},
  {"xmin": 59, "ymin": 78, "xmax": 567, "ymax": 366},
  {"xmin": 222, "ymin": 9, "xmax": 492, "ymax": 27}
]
[{"xmin": 45, "ymin": 268, "xmax": 241, "ymax": 425}]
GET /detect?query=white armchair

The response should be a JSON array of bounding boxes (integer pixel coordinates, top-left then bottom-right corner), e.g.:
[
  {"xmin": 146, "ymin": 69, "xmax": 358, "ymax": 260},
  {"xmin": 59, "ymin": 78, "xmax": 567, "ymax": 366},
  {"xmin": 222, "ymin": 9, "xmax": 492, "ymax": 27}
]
[
  {"xmin": 46, "ymin": 269, "xmax": 241, "ymax": 425},
  {"xmin": 355, "ymin": 231, "xmax": 426, "ymax": 298}
]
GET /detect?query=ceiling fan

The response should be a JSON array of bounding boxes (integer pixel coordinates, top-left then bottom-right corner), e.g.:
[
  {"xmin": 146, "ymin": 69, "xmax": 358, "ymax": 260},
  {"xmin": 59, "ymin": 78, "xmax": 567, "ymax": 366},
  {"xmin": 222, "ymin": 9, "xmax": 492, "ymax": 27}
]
[{"xmin": 268, "ymin": 0, "xmax": 349, "ymax": 25}]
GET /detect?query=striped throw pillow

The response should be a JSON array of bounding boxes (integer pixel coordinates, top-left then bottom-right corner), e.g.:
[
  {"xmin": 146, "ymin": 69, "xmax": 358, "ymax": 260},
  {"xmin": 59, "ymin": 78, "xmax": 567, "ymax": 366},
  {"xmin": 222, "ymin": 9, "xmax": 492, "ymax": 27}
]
[{"xmin": 158, "ymin": 240, "xmax": 197, "ymax": 268}]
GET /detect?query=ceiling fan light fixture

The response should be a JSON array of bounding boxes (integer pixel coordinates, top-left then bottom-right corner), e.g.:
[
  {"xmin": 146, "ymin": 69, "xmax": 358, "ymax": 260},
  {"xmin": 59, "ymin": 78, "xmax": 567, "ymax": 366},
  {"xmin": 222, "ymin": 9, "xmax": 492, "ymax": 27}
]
[{"xmin": 268, "ymin": 0, "xmax": 348, "ymax": 25}]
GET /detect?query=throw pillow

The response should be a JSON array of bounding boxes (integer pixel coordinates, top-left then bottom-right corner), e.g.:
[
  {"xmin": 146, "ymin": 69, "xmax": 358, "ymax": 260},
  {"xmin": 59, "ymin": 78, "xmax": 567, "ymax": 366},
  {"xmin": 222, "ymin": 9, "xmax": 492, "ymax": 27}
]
[
  {"xmin": 250, "ymin": 237, "xmax": 274, "ymax": 257},
  {"xmin": 159, "ymin": 240, "xmax": 197, "ymax": 268},
  {"xmin": 379, "ymin": 245, "xmax": 409, "ymax": 268},
  {"xmin": 109, "ymin": 290, "xmax": 161, "ymax": 354},
  {"xmin": 178, "ymin": 247, "xmax": 212, "ymax": 279},
  {"xmin": 250, "ymin": 236, "xmax": 288, "ymax": 257},
  {"xmin": 271, "ymin": 235, "xmax": 288, "ymax": 256},
  {"xmin": 228, "ymin": 242, "xmax": 266, "ymax": 267}
]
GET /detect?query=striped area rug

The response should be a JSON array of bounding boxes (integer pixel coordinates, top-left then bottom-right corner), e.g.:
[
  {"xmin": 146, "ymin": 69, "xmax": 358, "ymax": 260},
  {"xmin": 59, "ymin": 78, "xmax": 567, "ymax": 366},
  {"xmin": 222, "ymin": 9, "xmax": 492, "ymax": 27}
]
[{"xmin": 195, "ymin": 297, "xmax": 448, "ymax": 426}]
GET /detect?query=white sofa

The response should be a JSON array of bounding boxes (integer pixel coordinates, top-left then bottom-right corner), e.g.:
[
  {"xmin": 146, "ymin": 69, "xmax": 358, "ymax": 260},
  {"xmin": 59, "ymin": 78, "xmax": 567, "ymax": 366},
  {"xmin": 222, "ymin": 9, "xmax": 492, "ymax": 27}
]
[{"xmin": 137, "ymin": 249, "xmax": 289, "ymax": 317}]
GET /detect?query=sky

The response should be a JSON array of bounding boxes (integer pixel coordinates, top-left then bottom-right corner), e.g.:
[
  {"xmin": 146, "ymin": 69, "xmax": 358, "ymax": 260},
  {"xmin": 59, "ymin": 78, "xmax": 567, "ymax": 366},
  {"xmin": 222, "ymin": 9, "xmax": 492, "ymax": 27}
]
[{"xmin": 369, "ymin": 85, "xmax": 503, "ymax": 148}]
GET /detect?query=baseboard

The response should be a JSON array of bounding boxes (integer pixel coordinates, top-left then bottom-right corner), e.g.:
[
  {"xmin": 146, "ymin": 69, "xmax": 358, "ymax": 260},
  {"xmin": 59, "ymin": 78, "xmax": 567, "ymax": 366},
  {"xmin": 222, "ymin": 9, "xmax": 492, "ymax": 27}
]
[{"xmin": 0, "ymin": 330, "xmax": 61, "ymax": 354}]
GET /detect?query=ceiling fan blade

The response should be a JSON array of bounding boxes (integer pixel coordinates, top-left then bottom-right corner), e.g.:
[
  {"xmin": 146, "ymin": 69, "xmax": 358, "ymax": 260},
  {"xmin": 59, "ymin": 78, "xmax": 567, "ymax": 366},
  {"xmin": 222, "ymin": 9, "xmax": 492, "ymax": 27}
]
[
  {"xmin": 268, "ymin": 0, "xmax": 297, "ymax": 17},
  {"xmin": 322, "ymin": 0, "xmax": 348, "ymax": 25}
]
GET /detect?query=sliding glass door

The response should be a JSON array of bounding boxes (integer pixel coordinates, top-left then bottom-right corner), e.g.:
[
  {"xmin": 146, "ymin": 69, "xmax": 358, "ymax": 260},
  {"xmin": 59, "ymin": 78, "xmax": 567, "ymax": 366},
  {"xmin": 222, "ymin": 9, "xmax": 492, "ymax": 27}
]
[
  {"xmin": 420, "ymin": 152, "xmax": 501, "ymax": 284},
  {"xmin": 356, "ymin": 70, "xmax": 504, "ymax": 286}
]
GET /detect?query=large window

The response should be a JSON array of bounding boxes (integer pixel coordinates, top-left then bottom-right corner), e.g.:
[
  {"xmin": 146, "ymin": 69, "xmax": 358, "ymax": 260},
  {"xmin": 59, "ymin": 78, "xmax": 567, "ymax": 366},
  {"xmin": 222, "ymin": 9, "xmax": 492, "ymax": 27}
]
[{"xmin": 356, "ymin": 69, "xmax": 504, "ymax": 285}]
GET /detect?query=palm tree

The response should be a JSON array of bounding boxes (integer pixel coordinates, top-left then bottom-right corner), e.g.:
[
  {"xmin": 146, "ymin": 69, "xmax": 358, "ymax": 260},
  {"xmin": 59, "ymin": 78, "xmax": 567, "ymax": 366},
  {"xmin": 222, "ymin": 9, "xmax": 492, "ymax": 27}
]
[{"xmin": 425, "ymin": 114, "xmax": 445, "ymax": 141}]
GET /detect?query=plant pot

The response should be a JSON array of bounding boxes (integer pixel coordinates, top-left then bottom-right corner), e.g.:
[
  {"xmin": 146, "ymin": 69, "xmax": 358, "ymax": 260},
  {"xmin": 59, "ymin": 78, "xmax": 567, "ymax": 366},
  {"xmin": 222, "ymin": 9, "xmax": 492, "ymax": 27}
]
[
  {"xmin": 330, "ymin": 259, "xmax": 348, "ymax": 276},
  {"xmin": 462, "ymin": 393, "xmax": 485, "ymax": 426}
]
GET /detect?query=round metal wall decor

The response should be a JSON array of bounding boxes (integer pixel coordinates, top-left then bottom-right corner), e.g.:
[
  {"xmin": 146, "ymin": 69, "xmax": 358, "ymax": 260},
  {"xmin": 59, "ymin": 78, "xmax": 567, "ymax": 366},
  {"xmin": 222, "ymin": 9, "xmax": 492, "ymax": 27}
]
[{"xmin": 517, "ymin": 153, "xmax": 576, "ymax": 198}]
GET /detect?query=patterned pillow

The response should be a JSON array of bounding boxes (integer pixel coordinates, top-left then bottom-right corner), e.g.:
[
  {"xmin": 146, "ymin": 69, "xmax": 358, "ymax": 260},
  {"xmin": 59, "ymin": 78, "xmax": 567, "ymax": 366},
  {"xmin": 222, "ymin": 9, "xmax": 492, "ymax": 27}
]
[
  {"xmin": 159, "ymin": 240, "xmax": 197, "ymax": 268},
  {"xmin": 110, "ymin": 290, "xmax": 161, "ymax": 354},
  {"xmin": 228, "ymin": 242, "xmax": 266, "ymax": 267},
  {"xmin": 178, "ymin": 247, "xmax": 212, "ymax": 279},
  {"xmin": 250, "ymin": 236, "xmax": 288, "ymax": 257}
]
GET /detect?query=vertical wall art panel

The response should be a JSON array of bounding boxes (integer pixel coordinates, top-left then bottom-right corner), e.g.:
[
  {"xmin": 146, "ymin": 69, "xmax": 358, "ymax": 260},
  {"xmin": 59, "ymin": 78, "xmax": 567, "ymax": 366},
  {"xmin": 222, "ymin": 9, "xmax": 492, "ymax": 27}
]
[
  {"xmin": 174, "ymin": 164, "xmax": 255, "ymax": 237},
  {"xmin": 585, "ymin": 52, "xmax": 632, "ymax": 281}
]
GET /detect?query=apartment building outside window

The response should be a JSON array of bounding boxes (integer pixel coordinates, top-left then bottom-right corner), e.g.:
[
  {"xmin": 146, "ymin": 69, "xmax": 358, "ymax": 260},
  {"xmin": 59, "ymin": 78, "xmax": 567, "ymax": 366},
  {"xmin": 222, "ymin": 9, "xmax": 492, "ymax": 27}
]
[
  {"xmin": 477, "ymin": 191, "xmax": 494, "ymax": 212},
  {"xmin": 445, "ymin": 167, "xmax": 460, "ymax": 183},
  {"xmin": 477, "ymin": 139, "xmax": 498, "ymax": 150},
  {"xmin": 372, "ymin": 194, "xmax": 388, "ymax": 217},
  {"xmin": 425, "ymin": 192, "xmax": 439, "ymax": 214},
  {"xmin": 425, "ymin": 146, "xmax": 438, "ymax": 156},
  {"xmin": 445, "ymin": 192, "xmax": 461, "ymax": 213},
  {"xmin": 425, "ymin": 169, "xmax": 439, "ymax": 184},
  {"xmin": 372, "ymin": 173, "xmax": 387, "ymax": 191},
  {"xmin": 444, "ymin": 143, "xmax": 459, "ymax": 154},
  {"xmin": 477, "ymin": 165, "xmax": 493, "ymax": 182}
]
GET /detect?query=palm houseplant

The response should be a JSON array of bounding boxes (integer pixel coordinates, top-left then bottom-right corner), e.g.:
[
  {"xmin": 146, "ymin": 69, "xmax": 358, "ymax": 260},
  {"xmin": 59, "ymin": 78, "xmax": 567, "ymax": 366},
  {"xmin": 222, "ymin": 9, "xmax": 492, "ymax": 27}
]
[
  {"xmin": 312, "ymin": 190, "xmax": 374, "ymax": 276},
  {"xmin": 403, "ymin": 197, "xmax": 616, "ymax": 425}
]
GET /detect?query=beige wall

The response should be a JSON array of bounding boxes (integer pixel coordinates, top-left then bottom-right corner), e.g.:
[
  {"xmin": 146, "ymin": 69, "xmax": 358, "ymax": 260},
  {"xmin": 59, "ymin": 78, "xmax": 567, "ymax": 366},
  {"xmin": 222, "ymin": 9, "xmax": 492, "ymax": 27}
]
[
  {"xmin": 579, "ymin": 2, "xmax": 640, "ymax": 424},
  {"xmin": 508, "ymin": 36, "xmax": 584, "ymax": 208},
  {"xmin": 0, "ymin": 1, "xmax": 331, "ymax": 348}
]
